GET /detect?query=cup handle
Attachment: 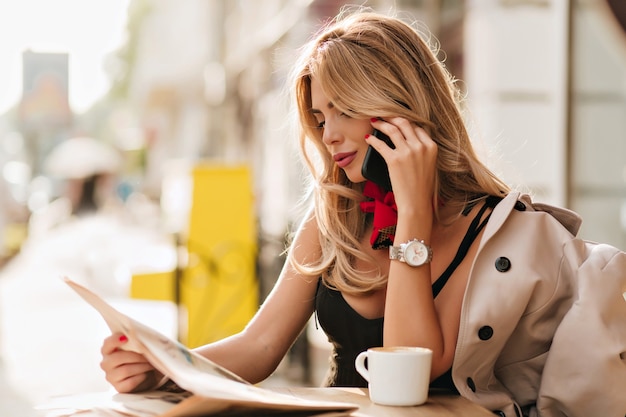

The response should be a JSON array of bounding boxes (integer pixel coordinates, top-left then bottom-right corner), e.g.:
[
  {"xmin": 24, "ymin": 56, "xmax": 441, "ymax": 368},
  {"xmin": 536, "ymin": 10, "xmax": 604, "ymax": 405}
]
[{"xmin": 354, "ymin": 351, "xmax": 370, "ymax": 382}]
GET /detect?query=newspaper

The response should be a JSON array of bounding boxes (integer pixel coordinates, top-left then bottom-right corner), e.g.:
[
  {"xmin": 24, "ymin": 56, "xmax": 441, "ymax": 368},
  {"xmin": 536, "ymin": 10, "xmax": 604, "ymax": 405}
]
[{"xmin": 45, "ymin": 277, "xmax": 358, "ymax": 417}]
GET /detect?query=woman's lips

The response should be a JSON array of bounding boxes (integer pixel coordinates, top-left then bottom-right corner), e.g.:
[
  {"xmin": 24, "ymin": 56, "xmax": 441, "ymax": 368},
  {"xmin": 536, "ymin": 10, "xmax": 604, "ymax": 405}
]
[{"xmin": 333, "ymin": 151, "xmax": 357, "ymax": 168}]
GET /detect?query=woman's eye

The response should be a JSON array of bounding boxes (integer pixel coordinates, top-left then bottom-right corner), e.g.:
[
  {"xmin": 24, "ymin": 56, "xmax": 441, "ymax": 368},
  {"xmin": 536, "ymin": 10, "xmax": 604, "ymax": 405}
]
[{"xmin": 316, "ymin": 120, "xmax": 326, "ymax": 129}]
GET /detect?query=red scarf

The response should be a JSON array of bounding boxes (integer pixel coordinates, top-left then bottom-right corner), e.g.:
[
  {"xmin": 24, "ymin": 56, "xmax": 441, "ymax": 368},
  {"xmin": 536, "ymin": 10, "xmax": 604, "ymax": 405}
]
[{"xmin": 359, "ymin": 181, "xmax": 397, "ymax": 249}]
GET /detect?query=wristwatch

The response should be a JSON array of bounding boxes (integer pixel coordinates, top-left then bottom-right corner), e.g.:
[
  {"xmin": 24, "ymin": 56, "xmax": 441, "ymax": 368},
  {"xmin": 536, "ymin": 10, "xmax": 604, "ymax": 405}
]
[{"xmin": 389, "ymin": 239, "xmax": 433, "ymax": 267}]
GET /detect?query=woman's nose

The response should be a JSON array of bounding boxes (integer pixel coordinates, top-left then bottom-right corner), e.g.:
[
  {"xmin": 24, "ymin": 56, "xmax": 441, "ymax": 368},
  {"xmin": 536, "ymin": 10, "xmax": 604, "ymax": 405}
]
[{"xmin": 322, "ymin": 122, "xmax": 342, "ymax": 145}]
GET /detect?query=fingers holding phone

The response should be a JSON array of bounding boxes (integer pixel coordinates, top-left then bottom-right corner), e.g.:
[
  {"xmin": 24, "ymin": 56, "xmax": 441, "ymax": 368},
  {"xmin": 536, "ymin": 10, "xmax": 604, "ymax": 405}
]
[{"xmin": 363, "ymin": 118, "xmax": 438, "ymax": 210}]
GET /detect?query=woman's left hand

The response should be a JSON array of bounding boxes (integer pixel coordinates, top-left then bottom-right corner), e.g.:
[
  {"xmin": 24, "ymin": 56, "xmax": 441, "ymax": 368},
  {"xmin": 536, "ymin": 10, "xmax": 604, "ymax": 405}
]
[{"xmin": 367, "ymin": 117, "xmax": 438, "ymax": 218}]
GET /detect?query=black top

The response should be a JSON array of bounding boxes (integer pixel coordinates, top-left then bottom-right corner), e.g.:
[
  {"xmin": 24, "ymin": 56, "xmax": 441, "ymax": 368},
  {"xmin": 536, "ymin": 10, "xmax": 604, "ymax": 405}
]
[{"xmin": 314, "ymin": 196, "xmax": 499, "ymax": 392}]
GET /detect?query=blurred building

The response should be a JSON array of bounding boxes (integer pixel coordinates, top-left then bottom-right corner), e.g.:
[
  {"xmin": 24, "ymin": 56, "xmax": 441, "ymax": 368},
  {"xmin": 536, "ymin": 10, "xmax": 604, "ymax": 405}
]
[
  {"xmin": 115, "ymin": 0, "xmax": 625, "ymax": 254},
  {"xmin": 19, "ymin": 51, "xmax": 72, "ymax": 175},
  {"xmin": 465, "ymin": 0, "xmax": 626, "ymax": 248},
  {"xmin": 0, "ymin": 52, "xmax": 74, "ymax": 262}
]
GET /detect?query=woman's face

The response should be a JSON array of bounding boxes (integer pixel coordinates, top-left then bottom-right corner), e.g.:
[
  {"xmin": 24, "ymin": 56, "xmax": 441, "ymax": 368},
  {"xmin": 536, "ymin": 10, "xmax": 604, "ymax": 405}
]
[{"xmin": 310, "ymin": 77, "xmax": 373, "ymax": 184}]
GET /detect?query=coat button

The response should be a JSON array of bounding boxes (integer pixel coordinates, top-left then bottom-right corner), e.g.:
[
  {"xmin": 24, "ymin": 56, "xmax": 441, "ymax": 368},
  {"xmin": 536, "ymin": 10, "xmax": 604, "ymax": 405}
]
[
  {"xmin": 466, "ymin": 377, "xmax": 476, "ymax": 392},
  {"xmin": 478, "ymin": 326, "xmax": 493, "ymax": 340},
  {"xmin": 495, "ymin": 257, "xmax": 511, "ymax": 272},
  {"xmin": 514, "ymin": 201, "xmax": 526, "ymax": 211}
]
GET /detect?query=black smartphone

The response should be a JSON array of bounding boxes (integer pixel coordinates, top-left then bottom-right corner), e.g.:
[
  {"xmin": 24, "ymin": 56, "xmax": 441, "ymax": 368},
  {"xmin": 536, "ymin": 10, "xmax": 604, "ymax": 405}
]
[{"xmin": 361, "ymin": 129, "xmax": 395, "ymax": 191}]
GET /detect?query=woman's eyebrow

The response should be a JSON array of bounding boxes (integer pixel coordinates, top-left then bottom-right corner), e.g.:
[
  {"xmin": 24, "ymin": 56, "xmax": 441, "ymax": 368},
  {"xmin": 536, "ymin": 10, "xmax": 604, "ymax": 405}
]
[{"xmin": 310, "ymin": 102, "xmax": 335, "ymax": 114}]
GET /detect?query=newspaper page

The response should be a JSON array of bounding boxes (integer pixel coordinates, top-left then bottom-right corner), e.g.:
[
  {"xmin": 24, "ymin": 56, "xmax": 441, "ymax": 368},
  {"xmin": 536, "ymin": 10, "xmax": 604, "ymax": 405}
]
[{"xmin": 60, "ymin": 277, "xmax": 358, "ymax": 417}]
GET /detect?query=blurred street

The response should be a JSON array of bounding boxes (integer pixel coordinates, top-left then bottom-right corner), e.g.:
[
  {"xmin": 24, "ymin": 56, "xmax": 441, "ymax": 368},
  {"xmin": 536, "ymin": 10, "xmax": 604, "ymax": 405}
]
[
  {"xmin": 0, "ymin": 210, "xmax": 180, "ymax": 416},
  {"xmin": 0, "ymin": 208, "xmax": 331, "ymax": 416}
]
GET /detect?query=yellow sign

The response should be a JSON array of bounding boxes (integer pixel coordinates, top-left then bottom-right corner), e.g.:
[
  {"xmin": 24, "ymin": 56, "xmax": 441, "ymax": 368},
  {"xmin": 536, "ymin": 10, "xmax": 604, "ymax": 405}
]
[{"xmin": 131, "ymin": 164, "xmax": 258, "ymax": 347}]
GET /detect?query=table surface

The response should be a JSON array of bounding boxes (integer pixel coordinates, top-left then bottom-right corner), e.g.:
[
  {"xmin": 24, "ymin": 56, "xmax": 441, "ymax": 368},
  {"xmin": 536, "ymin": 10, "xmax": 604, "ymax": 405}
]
[
  {"xmin": 40, "ymin": 387, "xmax": 494, "ymax": 417},
  {"xmin": 274, "ymin": 387, "xmax": 494, "ymax": 417}
]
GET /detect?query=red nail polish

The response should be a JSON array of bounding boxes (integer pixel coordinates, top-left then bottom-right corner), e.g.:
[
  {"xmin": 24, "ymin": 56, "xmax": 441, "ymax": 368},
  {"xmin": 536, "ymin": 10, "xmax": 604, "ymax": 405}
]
[
  {"xmin": 364, "ymin": 134, "xmax": 370, "ymax": 139},
  {"xmin": 119, "ymin": 335, "xmax": 128, "ymax": 343},
  {"xmin": 370, "ymin": 118, "xmax": 378, "ymax": 123}
]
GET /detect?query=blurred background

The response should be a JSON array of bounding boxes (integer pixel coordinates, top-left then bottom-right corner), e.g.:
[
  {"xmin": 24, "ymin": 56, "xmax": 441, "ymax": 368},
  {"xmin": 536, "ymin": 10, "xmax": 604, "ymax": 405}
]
[{"xmin": 0, "ymin": 0, "xmax": 625, "ymax": 415}]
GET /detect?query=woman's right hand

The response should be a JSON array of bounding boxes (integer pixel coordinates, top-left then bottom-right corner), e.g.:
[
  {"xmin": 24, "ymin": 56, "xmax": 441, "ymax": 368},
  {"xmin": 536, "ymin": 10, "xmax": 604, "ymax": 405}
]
[{"xmin": 100, "ymin": 332, "xmax": 163, "ymax": 393}]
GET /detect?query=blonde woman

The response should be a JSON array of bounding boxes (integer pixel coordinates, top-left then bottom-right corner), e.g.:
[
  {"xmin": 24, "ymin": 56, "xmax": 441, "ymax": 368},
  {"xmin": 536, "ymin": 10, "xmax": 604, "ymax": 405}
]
[{"xmin": 100, "ymin": 9, "xmax": 626, "ymax": 417}]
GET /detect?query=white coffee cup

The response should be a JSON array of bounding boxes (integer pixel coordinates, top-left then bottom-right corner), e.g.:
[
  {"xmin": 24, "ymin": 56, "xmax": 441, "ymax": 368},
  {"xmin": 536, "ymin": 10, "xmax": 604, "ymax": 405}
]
[{"xmin": 355, "ymin": 346, "xmax": 432, "ymax": 406}]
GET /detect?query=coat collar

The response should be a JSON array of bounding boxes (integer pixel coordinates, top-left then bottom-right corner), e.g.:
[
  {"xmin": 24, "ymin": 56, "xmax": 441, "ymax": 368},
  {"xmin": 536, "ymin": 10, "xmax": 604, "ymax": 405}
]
[{"xmin": 482, "ymin": 192, "xmax": 582, "ymax": 245}]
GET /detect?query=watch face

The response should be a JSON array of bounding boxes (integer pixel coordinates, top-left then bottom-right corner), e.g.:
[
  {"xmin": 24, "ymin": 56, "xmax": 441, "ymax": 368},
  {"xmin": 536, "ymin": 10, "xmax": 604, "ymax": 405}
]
[{"xmin": 404, "ymin": 240, "xmax": 429, "ymax": 266}]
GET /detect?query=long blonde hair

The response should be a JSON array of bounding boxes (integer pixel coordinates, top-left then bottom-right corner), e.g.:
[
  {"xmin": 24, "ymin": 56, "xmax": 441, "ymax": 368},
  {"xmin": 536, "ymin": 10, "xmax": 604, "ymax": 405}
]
[{"xmin": 288, "ymin": 9, "xmax": 509, "ymax": 294}]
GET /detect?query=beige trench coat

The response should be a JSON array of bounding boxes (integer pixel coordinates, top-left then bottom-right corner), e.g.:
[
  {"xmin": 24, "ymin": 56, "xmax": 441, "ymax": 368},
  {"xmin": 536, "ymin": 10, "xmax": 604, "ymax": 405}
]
[{"xmin": 452, "ymin": 192, "xmax": 626, "ymax": 417}]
